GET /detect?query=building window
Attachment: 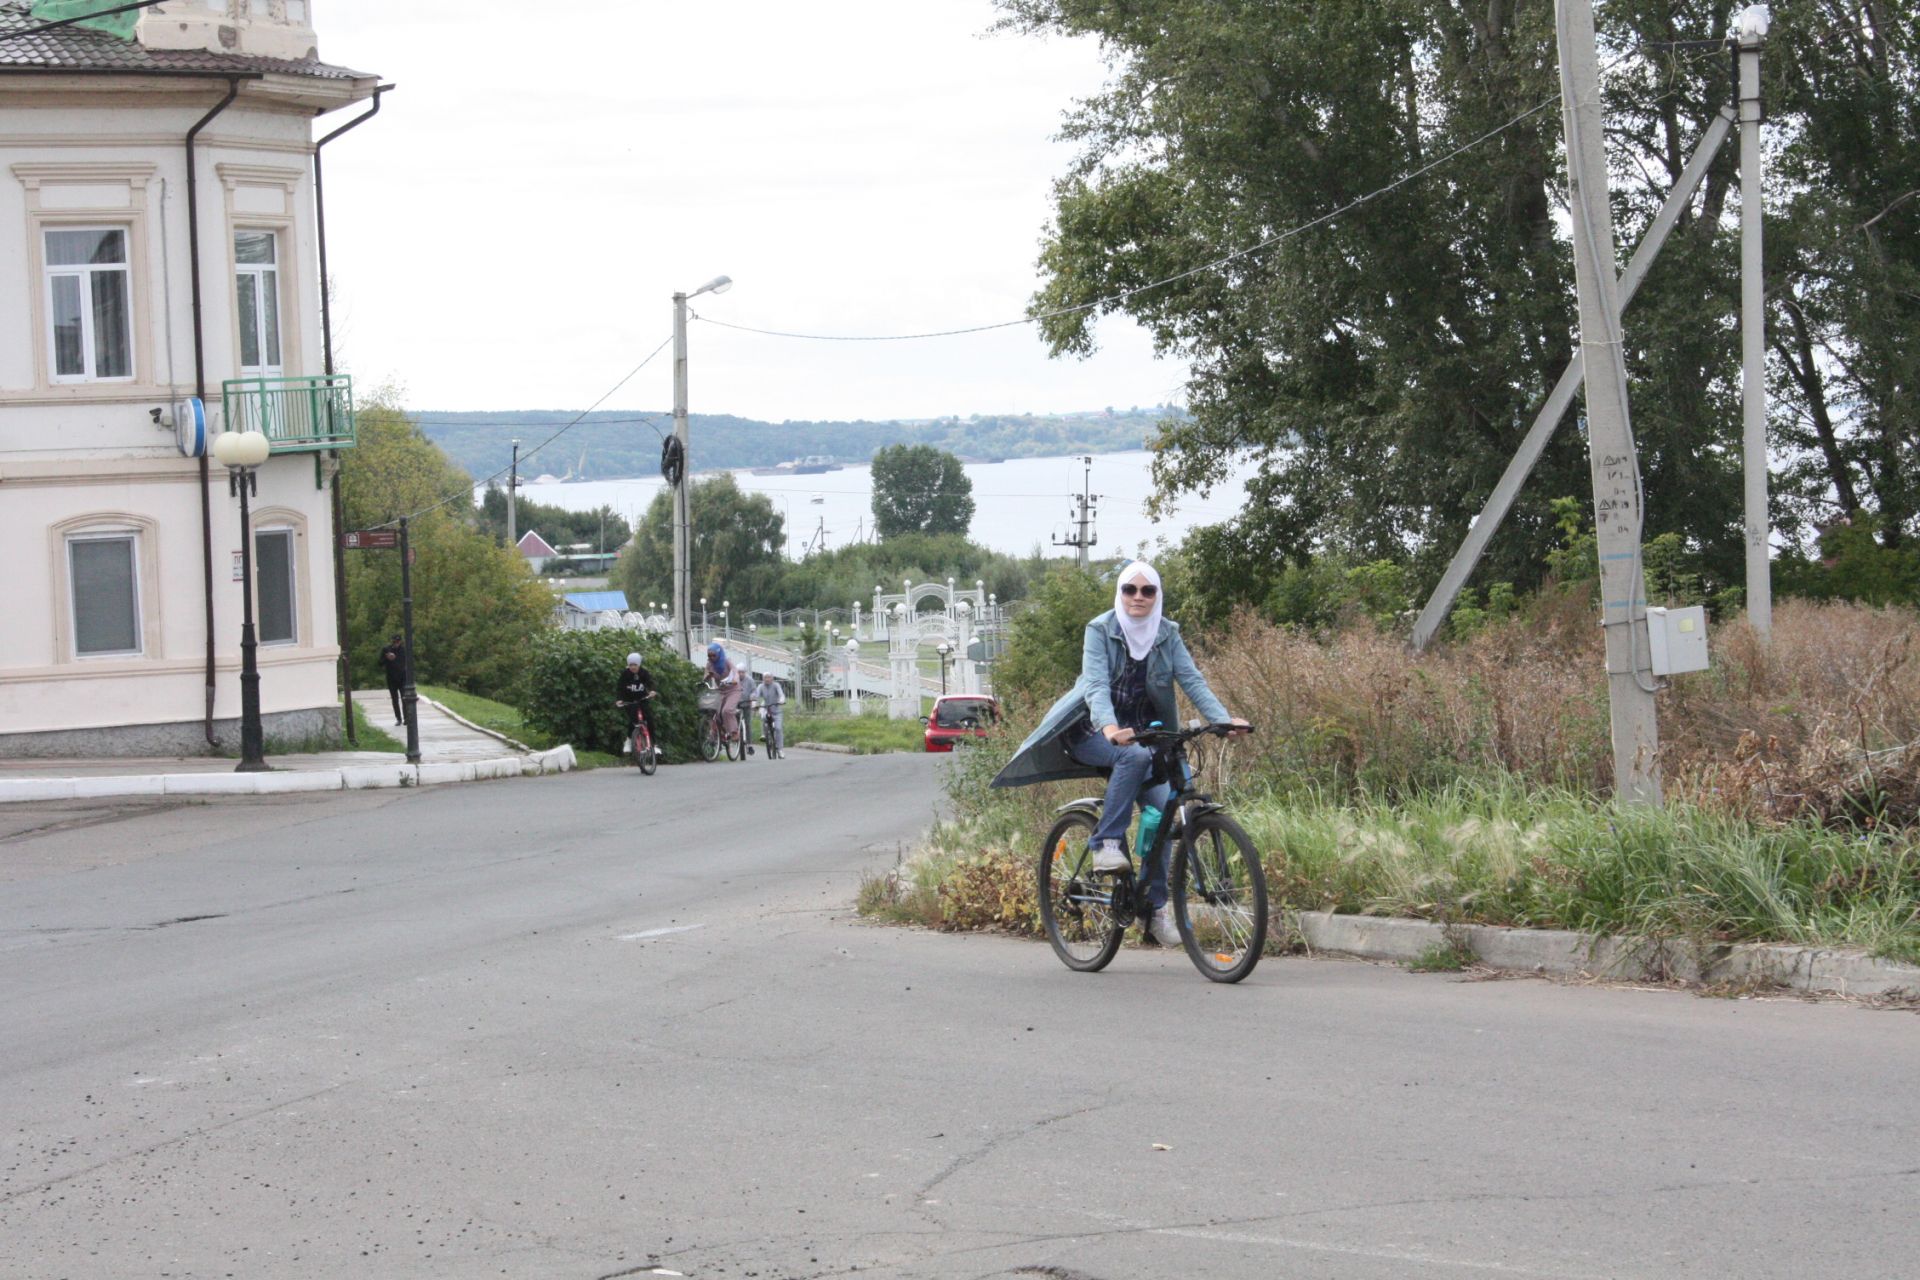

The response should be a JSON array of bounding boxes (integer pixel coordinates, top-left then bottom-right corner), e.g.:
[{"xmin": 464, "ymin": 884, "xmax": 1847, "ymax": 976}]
[
  {"xmin": 255, "ymin": 527, "xmax": 297, "ymax": 645},
  {"xmin": 45, "ymin": 228, "xmax": 133, "ymax": 382},
  {"xmin": 234, "ymin": 230, "xmax": 282, "ymax": 374},
  {"xmin": 68, "ymin": 534, "xmax": 142, "ymax": 657}
]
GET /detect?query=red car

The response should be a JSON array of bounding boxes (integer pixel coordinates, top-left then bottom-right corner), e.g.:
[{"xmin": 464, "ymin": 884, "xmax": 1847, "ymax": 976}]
[{"xmin": 923, "ymin": 695, "xmax": 1000, "ymax": 752}]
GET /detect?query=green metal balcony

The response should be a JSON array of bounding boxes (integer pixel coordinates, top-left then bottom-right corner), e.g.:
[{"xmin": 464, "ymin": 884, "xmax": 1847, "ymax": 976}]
[{"xmin": 222, "ymin": 374, "xmax": 355, "ymax": 454}]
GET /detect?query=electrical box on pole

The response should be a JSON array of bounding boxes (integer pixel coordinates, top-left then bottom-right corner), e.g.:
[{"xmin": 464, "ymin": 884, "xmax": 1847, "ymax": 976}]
[{"xmin": 1556, "ymin": 0, "xmax": 1663, "ymax": 805}]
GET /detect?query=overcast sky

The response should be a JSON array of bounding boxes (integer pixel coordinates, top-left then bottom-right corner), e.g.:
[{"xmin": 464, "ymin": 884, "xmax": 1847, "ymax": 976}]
[{"xmin": 316, "ymin": 0, "xmax": 1189, "ymax": 422}]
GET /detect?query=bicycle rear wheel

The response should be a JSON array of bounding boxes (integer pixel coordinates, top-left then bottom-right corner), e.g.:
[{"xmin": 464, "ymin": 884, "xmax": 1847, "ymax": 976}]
[
  {"xmin": 1038, "ymin": 810, "xmax": 1125, "ymax": 972},
  {"xmin": 700, "ymin": 713, "xmax": 722, "ymax": 762},
  {"xmin": 1171, "ymin": 811, "xmax": 1268, "ymax": 983}
]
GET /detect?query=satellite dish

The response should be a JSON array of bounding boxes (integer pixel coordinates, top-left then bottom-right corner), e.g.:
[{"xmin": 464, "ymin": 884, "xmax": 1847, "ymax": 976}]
[{"xmin": 172, "ymin": 397, "xmax": 208, "ymax": 458}]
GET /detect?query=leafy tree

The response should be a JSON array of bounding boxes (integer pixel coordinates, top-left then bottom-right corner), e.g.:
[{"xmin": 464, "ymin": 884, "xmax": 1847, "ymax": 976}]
[
  {"xmin": 998, "ymin": 0, "xmax": 1916, "ymax": 611},
  {"xmin": 477, "ymin": 485, "xmax": 630, "ymax": 555},
  {"xmin": 611, "ymin": 473, "xmax": 785, "ymax": 610},
  {"xmin": 870, "ymin": 444, "xmax": 975, "ymax": 539},
  {"xmin": 339, "ymin": 397, "xmax": 555, "ymax": 699}
]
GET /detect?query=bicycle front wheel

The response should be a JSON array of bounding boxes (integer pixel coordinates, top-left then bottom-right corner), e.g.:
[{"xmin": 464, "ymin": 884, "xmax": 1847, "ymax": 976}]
[
  {"xmin": 635, "ymin": 727, "xmax": 658, "ymax": 776},
  {"xmin": 1172, "ymin": 811, "xmax": 1268, "ymax": 983},
  {"xmin": 700, "ymin": 714, "xmax": 722, "ymax": 762},
  {"xmin": 1037, "ymin": 811, "xmax": 1124, "ymax": 972}
]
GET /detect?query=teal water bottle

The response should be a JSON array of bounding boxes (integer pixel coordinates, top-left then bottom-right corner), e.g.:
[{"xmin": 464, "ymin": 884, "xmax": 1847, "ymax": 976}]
[{"xmin": 1134, "ymin": 803, "xmax": 1165, "ymax": 861}]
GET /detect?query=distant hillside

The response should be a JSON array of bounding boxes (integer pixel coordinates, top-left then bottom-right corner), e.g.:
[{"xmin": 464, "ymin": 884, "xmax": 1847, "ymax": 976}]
[{"xmin": 411, "ymin": 406, "xmax": 1184, "ymax": 483}]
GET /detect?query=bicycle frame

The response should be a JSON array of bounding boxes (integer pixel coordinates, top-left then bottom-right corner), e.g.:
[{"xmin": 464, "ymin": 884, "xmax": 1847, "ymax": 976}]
[{"xmin": 1053, "ymin": 732, "xmax": 1232, "ymax": 920}]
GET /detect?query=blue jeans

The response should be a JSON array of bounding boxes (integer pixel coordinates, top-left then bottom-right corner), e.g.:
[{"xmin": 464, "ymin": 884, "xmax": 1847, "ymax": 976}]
[{"xmin": 1067, "ymin": 728, "xmax": 1173, "ymax": 909}]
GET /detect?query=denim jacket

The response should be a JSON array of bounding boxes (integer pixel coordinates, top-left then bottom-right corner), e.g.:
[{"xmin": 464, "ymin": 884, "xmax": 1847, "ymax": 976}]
[{"xmin": 990, "ymin": 610, "xmax": 1231, "ymax": 789}]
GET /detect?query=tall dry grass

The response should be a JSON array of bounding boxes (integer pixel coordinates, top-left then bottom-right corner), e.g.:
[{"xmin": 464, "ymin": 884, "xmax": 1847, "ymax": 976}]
[{"xmin": 1193, "ymin": 597, "xmax": 1920, "ymax": 823}]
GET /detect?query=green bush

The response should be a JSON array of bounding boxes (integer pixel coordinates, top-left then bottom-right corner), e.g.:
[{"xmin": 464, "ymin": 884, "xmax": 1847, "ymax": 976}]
[{"xmin": 516, "ymin": 628, "xmax": 703, "ymax": 762}]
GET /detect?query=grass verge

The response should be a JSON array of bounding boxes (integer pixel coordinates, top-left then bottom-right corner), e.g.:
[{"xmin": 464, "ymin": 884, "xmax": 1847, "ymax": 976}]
[
  {"xmin": 869, "ymin": 779, "xmax": 1920, "ymax": 966},
  {"xmin": 786, "ymin": 710, "xmax": 927, "ymax": 754}
]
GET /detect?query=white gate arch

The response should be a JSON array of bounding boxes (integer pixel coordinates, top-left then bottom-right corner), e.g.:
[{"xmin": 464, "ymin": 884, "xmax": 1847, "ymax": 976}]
[{"xmin": 866, "ymin": 578, "xmax": 994, "ymax": 718}]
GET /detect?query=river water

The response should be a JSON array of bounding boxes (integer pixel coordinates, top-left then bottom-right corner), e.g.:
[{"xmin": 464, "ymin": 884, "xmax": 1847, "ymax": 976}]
[{"xmin": 497, "ymin": 450, "xmax": 1259, "ymax": 560}]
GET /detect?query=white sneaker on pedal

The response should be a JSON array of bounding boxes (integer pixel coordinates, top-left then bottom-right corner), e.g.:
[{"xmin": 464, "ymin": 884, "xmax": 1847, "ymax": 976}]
[
  {"xmin": 1089, "ymin": 839, "xmax": 1128, "ymax": 872},
  {"xmin": 1149, "ymin": 904, "xmax": 1182, "ymax": 947}
]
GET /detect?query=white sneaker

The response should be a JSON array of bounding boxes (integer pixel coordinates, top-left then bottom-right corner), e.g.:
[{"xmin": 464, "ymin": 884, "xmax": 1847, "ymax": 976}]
[
  {"xmin": 1149, "ymin": 904, "xmax": 1183, "ymax": 947},
  {"xmin": 1089, "ymin": 840, "xmax": 1128, "ymax": 872}
]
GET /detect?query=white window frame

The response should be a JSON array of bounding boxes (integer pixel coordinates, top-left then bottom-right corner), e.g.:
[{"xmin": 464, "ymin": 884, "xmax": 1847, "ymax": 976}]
[
  {"xmin": 253, "ymin": 524, "xmax": 298, "ymax": 646},
  {"xmin": 43, "ymin": 225, "xmax": 135, "ymax": 385},
  {"xmin": 66, "ymin": 530, "xmax": 144, "ymax": 659},
  {"xmin": 234, "ymin": 228, "xmax": 284, "ymax": 375}
]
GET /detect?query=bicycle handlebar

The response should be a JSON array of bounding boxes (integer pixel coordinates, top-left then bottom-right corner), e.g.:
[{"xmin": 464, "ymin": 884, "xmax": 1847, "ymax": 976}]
[{"xmin": 1129, "ymin": 722, "xmax": 1255, "ymax": 748}]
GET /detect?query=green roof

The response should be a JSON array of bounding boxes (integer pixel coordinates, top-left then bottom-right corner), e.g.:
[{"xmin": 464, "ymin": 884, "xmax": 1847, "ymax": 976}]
[{"xmin": 29, "ymin": 1, "xmax": 137, "ymax": 41}]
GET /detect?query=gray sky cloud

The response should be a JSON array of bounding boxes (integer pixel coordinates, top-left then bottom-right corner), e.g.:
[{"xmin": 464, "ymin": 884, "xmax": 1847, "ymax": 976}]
[{"xmin": 318, "ymin": 0, "xmax": 1191, "ymax": 421}]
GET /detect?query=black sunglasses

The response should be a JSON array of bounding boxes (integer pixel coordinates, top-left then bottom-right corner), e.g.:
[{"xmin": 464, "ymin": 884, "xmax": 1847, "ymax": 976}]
[{"xmin": 1119, "ymin": 583, "xmax": 1158, "ymax": 598}]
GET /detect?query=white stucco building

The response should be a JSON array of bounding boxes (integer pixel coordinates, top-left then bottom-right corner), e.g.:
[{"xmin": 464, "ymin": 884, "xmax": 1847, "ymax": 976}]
[{"xmin": 0, "ymin": 2, "xmax": 381, "ymax": 755}]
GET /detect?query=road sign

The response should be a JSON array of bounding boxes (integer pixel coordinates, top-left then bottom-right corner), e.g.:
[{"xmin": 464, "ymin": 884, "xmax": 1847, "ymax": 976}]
[{"xmin": 342, "ymin": 529, "xmax": 399, "ymax": 550}]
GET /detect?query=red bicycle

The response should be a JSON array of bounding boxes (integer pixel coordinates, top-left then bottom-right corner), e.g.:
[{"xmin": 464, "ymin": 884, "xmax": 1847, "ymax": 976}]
[{"xmin": 617, "ymin": 694, "xmax": 659, "ymax": 776}]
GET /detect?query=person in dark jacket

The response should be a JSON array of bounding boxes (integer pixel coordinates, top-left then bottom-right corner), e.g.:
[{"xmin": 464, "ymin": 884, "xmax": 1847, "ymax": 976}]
[
  {"xmin": 378, "ymin": 634, "xmax": 407, "ymax": 725},
  {"xmin": 616, "ymin": 651, "xmax": 658, "ymax": 744},
  {"xmin": 991, "ymin": 560, "xmax": 1246, "ymax": 944}
]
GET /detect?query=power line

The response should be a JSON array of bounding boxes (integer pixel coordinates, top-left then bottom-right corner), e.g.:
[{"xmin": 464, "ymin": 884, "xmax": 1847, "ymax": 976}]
[
  {"xmin": 690, "ymin": 43, "xmax": 1730, "ymax": 346},
  {"xmin": 369, "ymin": 335, "xmax": 672, "ymax": 530},
  {"xmin": 0, "ymin": 0, "xmax": 168, "ymax": 41}
]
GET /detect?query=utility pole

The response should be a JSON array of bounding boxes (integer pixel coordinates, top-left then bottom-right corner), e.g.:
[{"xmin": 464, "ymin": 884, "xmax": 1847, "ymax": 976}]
[
  {"xmin": 671, "ymin": 292, "xmax": 693, "ymax": 661},
  {"xmin": 1736, "ymin": 6, "xmax": 1771, "ymax": 635},
  {"xmin": 1051, "ymin": 454, "xmax": 1099, "ymax": 567},
  {"xmin": 1556, "ymin": 0, "xmax": 1662, "ymax": 805},
  {"xmin": 506, "ymin": 438, "xmax": 520, "ymax": 550},
  {"xmin": 668, "ymin": 275, "xmax": 732, "ymax": 662}
]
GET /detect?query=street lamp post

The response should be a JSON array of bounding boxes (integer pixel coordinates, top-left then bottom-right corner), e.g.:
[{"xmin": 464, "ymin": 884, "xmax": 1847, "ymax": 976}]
[
  {"xmin": 700, "ymin": 596, "xmax": 708, "ymax": 646},
  {"xmin": 936, "ymin": 641, "xmax": 951, "ymax": 696},
  {"xmin": 672, "ymin": 273, "xmax": 733, "ymax": 662},
  {"xmin": 212, "ymin": 429, "xmax": 273, "ymax": 772},
  {"xmin": 721, "ymin": 599, "xmax": 730, "ymax": 638}
]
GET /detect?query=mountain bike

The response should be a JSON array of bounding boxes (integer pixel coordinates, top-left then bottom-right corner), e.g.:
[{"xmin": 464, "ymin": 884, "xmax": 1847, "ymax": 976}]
[
  {"xmin": 617, "ymin": 694, "xmax": 659, "ymax": 776},
  {"xmin": 1037, "ymin": 722, "xmax": 1268, "ymax": 984}
]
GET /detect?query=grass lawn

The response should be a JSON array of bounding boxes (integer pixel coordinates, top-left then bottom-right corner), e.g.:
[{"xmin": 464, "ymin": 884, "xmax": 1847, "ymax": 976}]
[
  {"xmin": 347, "ymin": 700, "xmax": 405, "ymax": 753},
  {"xmin": 785, "ymin": 710, "xmax": 927, "ymax": 754}
]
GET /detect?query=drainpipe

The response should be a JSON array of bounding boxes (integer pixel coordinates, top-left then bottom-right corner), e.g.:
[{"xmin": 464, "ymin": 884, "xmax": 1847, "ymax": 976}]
[
  {"xmin": 186, "ymin": 76, "xmax": 247, "ymax": 746},
  {"xmin": 313, "ymin": 84, "xmax": 390, "ymax": 745}
]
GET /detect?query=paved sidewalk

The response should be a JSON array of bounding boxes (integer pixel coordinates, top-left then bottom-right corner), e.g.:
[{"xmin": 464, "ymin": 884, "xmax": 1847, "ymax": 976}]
[{"xmin": 0, "ymin": 693, "xmax": 571, "ymax": 803}]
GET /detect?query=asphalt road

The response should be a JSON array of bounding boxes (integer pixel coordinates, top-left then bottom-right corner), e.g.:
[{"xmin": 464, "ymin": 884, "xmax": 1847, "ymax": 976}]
[{"xmin": 2, "ymin": 751, "xmax": 1916, "ymax": 1280}]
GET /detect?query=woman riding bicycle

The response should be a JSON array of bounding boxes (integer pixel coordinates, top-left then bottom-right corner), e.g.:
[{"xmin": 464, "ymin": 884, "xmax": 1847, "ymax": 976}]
[
  {"xmin": 992, "ymin": 560, "xmax": 1247, "ymax": 946},
  {"xmin": 703, "ymin": 641, "xmax": 743, "ymax": 743}
]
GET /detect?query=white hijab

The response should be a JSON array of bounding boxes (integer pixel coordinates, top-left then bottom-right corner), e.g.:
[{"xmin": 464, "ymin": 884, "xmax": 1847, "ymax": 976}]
[{"xmin": 1113, "ymin": 560, "xmax": 1164, "ymax": 661}]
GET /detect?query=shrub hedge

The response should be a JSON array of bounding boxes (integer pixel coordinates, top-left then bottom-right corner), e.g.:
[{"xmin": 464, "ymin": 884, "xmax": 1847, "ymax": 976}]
[{"xmin": 517, "ymin": 628, "xmax": 704, "ymax": 762}]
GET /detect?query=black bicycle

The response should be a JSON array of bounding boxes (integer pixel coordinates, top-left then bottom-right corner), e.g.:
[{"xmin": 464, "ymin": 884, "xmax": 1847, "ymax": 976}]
[{"xmin": 1037, "ymin": 723, "xmax": 1268, "ymax": 983}]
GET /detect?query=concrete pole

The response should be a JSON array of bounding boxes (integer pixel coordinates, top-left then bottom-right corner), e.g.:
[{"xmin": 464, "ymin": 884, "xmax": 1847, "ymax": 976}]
[
  {"xmin": 1556, "ymin": 0, "xmax": 1663, "ymax": 805},
  {"xmin": 671, "ymin": 292, "xmax": 692, "ymax": 662},
  {"xmin": 1737, "ymin": 11, "xmax": 1771, "ymax": 635},
  {"xmin": 507, "ymin": 438, "xmax": 519, "ymax": 550}
]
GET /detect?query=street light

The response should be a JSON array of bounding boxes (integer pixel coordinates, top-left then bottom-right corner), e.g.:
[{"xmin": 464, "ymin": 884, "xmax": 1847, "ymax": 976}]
[
  {"xmin": 700, "ymin": 595, "xmax": 708, "ymax": 643},
  {"xmin": 211, "ymin": 429, "xmax": 272, "ymax": 772},
  {"xmin": 721, "ymin": 599, "xmax": 730, "ymax": 637},
  {"xmin": 672, "ymin": 273, "xmax": 733, "ymax": 662},
  {"xmin": 936, "ymin": 640, "xmax": 951, "ymax": 696}
]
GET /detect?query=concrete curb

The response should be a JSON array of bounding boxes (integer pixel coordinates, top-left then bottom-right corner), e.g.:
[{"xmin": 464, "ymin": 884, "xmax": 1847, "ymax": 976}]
[
  {"xmin": 1290, "ymin": 910, "xmax": 1920, "ymax": 999},
  {"xmin": 0, "ymin": 745, "xmax": 576, "ymax": 805},
  {"xmin": 793, "ymin": 741, "xmax": 857, "ymax": 755}
]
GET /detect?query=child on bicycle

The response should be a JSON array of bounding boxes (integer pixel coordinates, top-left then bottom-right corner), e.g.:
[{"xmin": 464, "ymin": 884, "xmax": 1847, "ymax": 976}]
[
  {"xmin": 616, "ymin": 651, "xmax": 658, "ymax": 746},
  {"xmin": 991, "ymin": 560, "xmax": 1247, "ymax": 945},
  {"xmin": 754, "ymin": 670, "xmax": 786, "ymax": 755}
]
